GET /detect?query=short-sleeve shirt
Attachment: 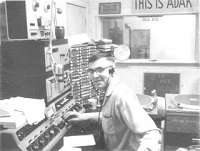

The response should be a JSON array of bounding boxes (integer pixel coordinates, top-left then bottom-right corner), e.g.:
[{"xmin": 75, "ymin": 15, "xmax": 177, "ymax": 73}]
[{"xmin": 101, "ymin": 76, "xmax": 160, "ymax": 151}]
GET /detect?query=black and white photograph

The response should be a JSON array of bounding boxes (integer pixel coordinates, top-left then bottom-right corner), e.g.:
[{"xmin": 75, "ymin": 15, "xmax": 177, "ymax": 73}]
[{"xmin": 0, "ymin": 0, "xmax": 199, "ymax": 151}]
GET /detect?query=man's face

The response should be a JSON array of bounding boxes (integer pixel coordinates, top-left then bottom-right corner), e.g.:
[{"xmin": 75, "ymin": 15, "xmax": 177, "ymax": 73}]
[{"xmin": 88, "ymin": 58, "xmax": 113, "ymax": 91}]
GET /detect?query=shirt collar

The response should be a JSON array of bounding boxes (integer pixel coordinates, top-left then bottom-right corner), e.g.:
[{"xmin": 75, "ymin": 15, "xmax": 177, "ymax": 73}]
[{"xmin": 102, "ymin": 75, "xmax": 120, "ymax": 105}]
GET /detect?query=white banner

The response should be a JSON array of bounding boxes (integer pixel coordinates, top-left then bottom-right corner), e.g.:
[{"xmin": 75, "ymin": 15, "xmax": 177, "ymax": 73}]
[{"xmin": 132, "ymin": 0, "xmax": 199, "ymax": 14}]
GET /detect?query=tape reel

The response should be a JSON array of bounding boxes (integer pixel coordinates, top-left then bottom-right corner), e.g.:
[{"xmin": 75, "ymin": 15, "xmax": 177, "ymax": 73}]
[{"xmin": 114, "ymin": 45, "xmax": 130, "ymax": 61}]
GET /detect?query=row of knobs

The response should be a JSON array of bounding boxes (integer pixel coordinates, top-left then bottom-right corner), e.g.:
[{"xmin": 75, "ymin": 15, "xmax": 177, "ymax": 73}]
[
  {"xmin": 27, "ymin": 104, "xmax": 82, "ymax": 151},
  {"xmin": 27, "ymin": 124, "xmax": 61, "ymax": 151}
]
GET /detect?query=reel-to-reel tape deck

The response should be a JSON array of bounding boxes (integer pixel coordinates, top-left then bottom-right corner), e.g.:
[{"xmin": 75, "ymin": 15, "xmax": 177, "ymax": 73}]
[{"xmin": 1, "ymin": 0, "xmax": 63, "ymax": 40}]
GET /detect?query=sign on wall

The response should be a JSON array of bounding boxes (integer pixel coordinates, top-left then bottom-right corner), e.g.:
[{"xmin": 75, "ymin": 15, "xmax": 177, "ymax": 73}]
[
  {"xmin": 144, "ymin": 73, "xmax": 180, "ymax": 97},
  {"xmin": 99, "ymin": 2, "xmax": 121, "ymax": 14},
  {"xmin": 132, "ymin": 0, "xmax": 199, "ymax": 14}
]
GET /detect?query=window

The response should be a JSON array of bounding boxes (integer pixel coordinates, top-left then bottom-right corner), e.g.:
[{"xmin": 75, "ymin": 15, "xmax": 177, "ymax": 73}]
[
  {"xmin": 130, "ymin": 29, "xmax": 150, "ymax": 59},
  {"xmin": 102, "ymin": 18, "xmax": 123, "ymax": 45},
  {"xmin": 102, "ymin": 15, "xmax": 196, "ymax": 61}
]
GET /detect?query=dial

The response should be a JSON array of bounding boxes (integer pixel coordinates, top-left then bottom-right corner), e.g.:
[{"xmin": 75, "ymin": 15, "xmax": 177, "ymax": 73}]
[
  {"xmin": 39, "ymin": 137, "xmax": 46, "ymax": 146},
  {"xmin": 33, "ymin": 141, "xmax": 40, "ymax": 150},
  {"xmin": 49, "ymin": 128, "xmax": 55, "ymax": 135},
  {"xmin": 44, "ymin": 132, "xmax": 50, "ymax": 140}
]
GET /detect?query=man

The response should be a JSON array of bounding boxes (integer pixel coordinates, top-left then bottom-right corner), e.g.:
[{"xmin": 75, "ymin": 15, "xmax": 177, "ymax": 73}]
[{"xmin": 64, "ymin": 51, "xmax": 161, "ymax": 151}]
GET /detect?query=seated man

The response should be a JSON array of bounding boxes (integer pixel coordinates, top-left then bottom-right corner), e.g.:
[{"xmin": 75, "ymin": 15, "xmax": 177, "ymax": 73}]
[{"xmin": 63, "ymin": 51, "xmax": 161, "ymax": 151}]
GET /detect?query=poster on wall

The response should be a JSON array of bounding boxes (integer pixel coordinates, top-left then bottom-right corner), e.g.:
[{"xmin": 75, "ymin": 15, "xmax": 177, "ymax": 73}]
[{"xmin": 144, "ymin": 73, "xmax": 180, "ymax": 97}]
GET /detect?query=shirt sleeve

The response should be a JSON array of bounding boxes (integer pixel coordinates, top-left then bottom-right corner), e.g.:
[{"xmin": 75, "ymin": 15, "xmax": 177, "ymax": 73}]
[
  {"xmin": 114, "ymin": 85, "xmax": 161, "ymax": 150},
  {"xmin": 138, "ymin": 129, "xmax": 162, "ymax": 151}
]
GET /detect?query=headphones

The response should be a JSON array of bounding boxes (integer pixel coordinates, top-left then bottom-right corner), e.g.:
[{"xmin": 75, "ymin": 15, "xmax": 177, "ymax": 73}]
[{"xmin": 109, "ymin": 67, "xmax": 115, "ymax": 76}]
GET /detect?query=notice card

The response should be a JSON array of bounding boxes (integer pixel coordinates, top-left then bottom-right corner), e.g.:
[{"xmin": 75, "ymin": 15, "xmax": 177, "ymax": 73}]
[
  {"xmin": 63, "ymin": 134, "xmax": 96, "ymax": 147},
  {"xmin": 59, "ymin": 146, "xmax": 82, "ymax": 151}
]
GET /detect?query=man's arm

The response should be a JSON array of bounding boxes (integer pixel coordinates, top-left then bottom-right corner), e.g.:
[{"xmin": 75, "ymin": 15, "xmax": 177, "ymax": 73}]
[{"xmin": 115, "ymin": 90, "xmax": 162, "ymax": 151}]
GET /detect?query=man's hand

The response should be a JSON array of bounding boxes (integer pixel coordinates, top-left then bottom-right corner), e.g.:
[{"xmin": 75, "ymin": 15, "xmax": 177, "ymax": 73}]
[
  {"xmin": 62, "ymin": 111, "xmax": 100, "ymax": 124},
  {"xmin": 62, "ymin": 111, "xmax": 85, "ymax": 123}
]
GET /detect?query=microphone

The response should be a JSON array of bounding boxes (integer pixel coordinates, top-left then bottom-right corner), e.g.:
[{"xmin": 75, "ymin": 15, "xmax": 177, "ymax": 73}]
[{"xmin": 55, "ymin": 64, "xmax": 64, "ymax": 93}]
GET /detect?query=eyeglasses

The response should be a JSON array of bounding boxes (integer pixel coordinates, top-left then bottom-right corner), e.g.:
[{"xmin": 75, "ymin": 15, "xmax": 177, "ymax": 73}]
[{"xmin": 87, "ymin": 66, "xmax": 112, "ymax": 75}]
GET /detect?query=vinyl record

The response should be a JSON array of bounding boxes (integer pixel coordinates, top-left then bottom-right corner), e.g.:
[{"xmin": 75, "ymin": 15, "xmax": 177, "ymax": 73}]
[
  {"xmin": 136, "ymin": 94, "xmax": 154, "ymax": 107},
  {"xmin": 114, "ymin": 45, "xmax": 130, "ymax": 61},
  {"xmin": 97, "ymin": 44, "xmax": 118, "ymax": 51},
  {"xmin": 171, "ymin": 94, "xmax": 200, "ymax": 110}
]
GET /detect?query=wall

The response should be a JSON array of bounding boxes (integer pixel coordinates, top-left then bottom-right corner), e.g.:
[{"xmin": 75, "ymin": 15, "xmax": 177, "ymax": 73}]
[
  {"xmin": 116, "ymin": 63, "xmax": 200, "ymax": 95},
  {"xmin": 0, "ymin": 0, "xmax": 199, "ymax": 95},
  {"xmin": 87, "ymin": 0, "xmax": 200, "ymax": 95}
]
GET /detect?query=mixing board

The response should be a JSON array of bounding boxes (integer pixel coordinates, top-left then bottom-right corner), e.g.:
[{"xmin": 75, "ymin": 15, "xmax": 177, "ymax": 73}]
[
  {"xmin": 0, "ymin": 96, "xmax": 85, "ymax": 151},
  {"xmin": 0, "ymin": 39, "xmax": 86, "ymax": 151}
]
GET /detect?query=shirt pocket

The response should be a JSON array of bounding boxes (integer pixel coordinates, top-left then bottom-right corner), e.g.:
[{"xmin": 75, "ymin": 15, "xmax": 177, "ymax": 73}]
[{"xmin": 102, "ymin": 114, "xmax": 115, "ymax": 134}]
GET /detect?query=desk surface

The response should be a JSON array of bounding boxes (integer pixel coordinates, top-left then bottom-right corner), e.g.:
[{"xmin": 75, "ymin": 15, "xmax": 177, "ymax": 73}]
[{"xmin": 53, "ymin": 122, "xmax": 107, "ymax": 151}]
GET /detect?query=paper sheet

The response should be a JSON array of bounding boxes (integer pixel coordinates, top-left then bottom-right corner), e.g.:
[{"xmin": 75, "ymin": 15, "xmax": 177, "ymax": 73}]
[
  {"xmin": 0, "ymin": 111, "xmax": 27, "ymax": 129},
  {"xmin": 59, "ymin": 146, "xmax": 82, "ymax": 151},
  {"xmin": 66, "ymin": 33, "xmax": 91, "ymax": 46},
  {"xmin": 0, "ymin": 97, "xmax": 45, "ymax": 124},
  {"xmin": 64, "ymin": 134, "xmax": 96, "ymax": 147}
]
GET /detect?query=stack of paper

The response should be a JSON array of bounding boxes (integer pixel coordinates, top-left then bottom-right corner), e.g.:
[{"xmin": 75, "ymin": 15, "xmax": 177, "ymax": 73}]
[
  {"xmin": 66, "ymin": 33, "xmax": 92, "ymax": 46},
  {"xmin": 0, "ymin": 97, "xmax": 45, "ymax": 126},
  {"xmin": 0, "ymin": 111, "xmax": 27, "ymax": 129}
]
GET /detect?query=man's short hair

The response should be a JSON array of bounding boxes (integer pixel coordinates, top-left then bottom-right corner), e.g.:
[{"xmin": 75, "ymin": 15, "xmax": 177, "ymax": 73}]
[{"xmin": 88, "ymin": 51, "xmax": 115, "ymax": 63}]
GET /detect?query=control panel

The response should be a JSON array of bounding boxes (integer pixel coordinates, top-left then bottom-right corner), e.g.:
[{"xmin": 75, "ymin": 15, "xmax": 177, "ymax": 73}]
[
  {"xmin": 0, "ymin": 95, "xmax": 85, "ymax": 151},
  {"xmin": 70, "ymin": 43, "xmax": 99, "ymax": 106},
  {"xmin": 44, "ymin": 41, "xmax": 71, "ymax": 105},
  {"xmin": 0, "ymin": 39, "xmax": 70, "ymax": 102},
  {"xmin": 0, "ymin": 39, "xmax": 75, "ymax": 149},
  {"xmin": 0, "ymin": 39, "xmax": 87, "ymax": 151}
]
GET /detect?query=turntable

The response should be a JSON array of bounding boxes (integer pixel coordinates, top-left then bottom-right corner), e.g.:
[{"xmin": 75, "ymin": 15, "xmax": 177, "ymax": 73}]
[
  {"xmin": 165, "ymin": 94, "xmax": 199, "ymax": 133},
  {"xmin": 136, "ymin": 94, "xmax": 165, "ymax": 118},
  {"xmin": 168, "ymin": 94, "xmax": 200, "ymax": 111},
  {"xmin": 164, "ymin": 94, "xmax": 200, "ymax": 148}
]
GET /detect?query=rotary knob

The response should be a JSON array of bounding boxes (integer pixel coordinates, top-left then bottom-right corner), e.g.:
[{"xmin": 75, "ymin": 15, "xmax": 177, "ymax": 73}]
[
  {"xmin": 39, "ymin": 137, "xmax": 46, "ymax": 146},
  {"xmin": 49, "ymin": 128, "xmax": 55, "ymax": 135},
  {"xmin": 44, "ymin": 132, "xmax": 50, "ymax": 140},
  {"xmin": 58, "ymin": 121, "xmax": 65, "ymax": 129},
  {"xmin": 27, "ymin": 146, "xmax": 34, "ymax": 151},
  {"xmin": 54, "ymin": 126, "xmax": 60, "ymax": 134},
  {"xmin": 17, "ymin": 132, "xmax": 23, "ymax": 139},
  {"xmin": 33, "ymin": 141, "xmax": 40, "ymax": 150}
]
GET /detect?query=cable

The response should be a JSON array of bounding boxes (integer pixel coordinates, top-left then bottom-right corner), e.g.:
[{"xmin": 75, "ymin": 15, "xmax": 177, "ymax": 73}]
[
  {"xmin": 97, "ymin": 101, "xmax": 102, "ymax": 135},
  {"xmin": 47, "ymin": 0, "xmax": 59, "ymax": 84},
  {"xmin": 90, "ymin": 79, "xmax": 103, "ymax": 135}
]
